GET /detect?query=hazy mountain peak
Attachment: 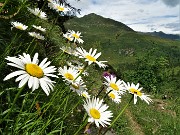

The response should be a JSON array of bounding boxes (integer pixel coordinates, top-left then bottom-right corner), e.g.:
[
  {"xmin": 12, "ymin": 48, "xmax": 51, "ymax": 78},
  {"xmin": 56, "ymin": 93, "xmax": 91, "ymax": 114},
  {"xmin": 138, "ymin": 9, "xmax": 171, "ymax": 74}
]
[{"xmin": 66, "ymin": 13, "xmax": 134, "ymax": 32}]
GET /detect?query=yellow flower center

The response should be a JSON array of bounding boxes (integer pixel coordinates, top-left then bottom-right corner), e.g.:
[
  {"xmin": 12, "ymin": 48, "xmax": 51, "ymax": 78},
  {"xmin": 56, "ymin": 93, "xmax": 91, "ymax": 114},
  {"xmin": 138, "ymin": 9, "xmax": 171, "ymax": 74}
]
[
  {"xmin": 72, "ymin": 33, "xmax": 79, "ymax": 39},
  {"xmin": 129, "ymin": 88, "xmax": 142, "ymax": 96},
  {"xmin": 78, "ymin": 68, "xmax": 83, "ymax": 72},
  {"xmin": 85, "ymin": 55, "xmax": 96, "ymax": 62},
  {"xmin": 110, "ymin": 83, "xmax": 119, "ymax": 91},
  {"xmin": 25, "ymin": 63, "xmax": 44, "ymax": 78},
  {"xmin": 57, "ymin": 6, "xmax": 64, "ymax": 11},
  {"xmin": 16, "ymin": 25, "xmax": 23, "ymax": 30},
  {"xmin": 67, "ymin": 37, "xmax": 72, "ymax": 41},
  {"xmin": 71, "ymin": 83, "xmax": 79, "ymax": 89},
  {"xmin": 64, "ymin": 73, "xmax": 74, "ymax": 80},
  {"xmin": 109, "ymin": 92, "xmax": 115, "ymax": 99},
  {"xmin": 90, "ymin": 108, "xmax": 100, "ymax": 119},
  {"xmin": 82, "ymin": 93, "xmax": 87, "ymax": 98}
]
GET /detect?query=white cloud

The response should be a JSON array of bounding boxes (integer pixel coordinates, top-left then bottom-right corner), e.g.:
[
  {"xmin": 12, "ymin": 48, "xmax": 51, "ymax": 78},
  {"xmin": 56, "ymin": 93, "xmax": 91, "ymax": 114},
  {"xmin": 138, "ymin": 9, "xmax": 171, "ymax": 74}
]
[{"xmin": 68, "ymin": 0, "xmax": 180, "ymax": 34}]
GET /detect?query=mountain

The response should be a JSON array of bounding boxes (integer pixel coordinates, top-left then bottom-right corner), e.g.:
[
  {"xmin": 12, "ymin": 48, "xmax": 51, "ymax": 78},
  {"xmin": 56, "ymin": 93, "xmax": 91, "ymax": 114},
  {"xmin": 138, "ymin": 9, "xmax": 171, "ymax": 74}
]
[
  {"xmin": 144, "ymin": 31, "xmax": 180, "ymax": 40},
  {"xmin": 64, "ymin": 13, "xmax": 180, "ymax": 69}
]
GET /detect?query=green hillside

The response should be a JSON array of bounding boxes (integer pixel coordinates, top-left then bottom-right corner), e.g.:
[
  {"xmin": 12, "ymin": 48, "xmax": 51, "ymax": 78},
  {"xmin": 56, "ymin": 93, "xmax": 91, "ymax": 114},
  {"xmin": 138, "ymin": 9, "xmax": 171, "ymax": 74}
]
[
  {"xmin": 65, "ymin": 13, "xmax": 180, "ymax": 95},
  {"xmin": 1, "ymin": 1, "xmax": 180, "ymax": 134},
  {"xmin": 65, "ymin": 13, "xmax": 180, "ymax": 68},
  {"xmin": 64, "ymin": 15, "xmax": 180, "ymax": 134}
]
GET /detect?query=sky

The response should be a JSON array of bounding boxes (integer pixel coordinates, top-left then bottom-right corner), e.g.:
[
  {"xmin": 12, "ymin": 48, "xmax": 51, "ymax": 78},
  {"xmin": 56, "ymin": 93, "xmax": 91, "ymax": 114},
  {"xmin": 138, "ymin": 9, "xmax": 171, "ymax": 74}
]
[{"xmin": 68, "ymin": 0, "xmax": 180, "ymax": 34}]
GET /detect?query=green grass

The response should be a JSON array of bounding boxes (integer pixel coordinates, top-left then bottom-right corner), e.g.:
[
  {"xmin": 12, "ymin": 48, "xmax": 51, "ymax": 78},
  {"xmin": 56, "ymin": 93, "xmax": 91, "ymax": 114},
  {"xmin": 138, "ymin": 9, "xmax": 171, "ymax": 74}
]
[{"xmin": 0, "ymin": 1, "xmax": 180, "ymax": 135}]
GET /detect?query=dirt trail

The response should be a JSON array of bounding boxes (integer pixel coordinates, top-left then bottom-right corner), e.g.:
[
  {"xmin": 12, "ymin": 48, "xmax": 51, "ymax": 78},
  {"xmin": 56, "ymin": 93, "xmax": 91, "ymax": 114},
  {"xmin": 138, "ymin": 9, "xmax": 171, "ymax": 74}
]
[
  {"xmin": 125, "ymin": 109, "xmax": 145, "ymax": 135},
  {"xmin": 124, "ymin": 99, "xmax": 176, "ymax": 135},
  {"xmin": 153, "ymin": 99, "xmax": 176, "ymax": 118}
]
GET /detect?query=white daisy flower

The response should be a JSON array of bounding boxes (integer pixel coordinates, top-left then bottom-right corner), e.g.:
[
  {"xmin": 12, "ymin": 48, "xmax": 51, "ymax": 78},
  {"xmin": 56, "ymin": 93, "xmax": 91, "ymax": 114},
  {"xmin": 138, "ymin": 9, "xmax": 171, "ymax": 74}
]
[
  {"xmin": 81, "ymin": 91, "xmax": 90, "ymax": 99},
  {"xmin": 68, "ymin": 30, "xmax": 84, "ymax": 44},
  {"xmin": 48, "ymin": 1, "xmax": 69, "ymax": 13},
  {"xmin": 47, "ymin": 0, "xmax": 54, "ymax": 2},
  {"xmin": 58, "ymin": 66, "xmax": 81, "ymax": 83},
  {"xmin": 107, "ymin": 90, "xmax": 121, "ymax": 103},
  {"xmin": 3, "ymin": 53, "xmax": 58, "ymax": 96},
  {"xmin": 32, "ymin": 25, "xmax": 46, "ymax": 32},
  {"xmin": 60, "ymin": 46, "xmax": 76, "ymax": 55},
  {"xmin": 83, "ymin": 97, "xmax": 113, "ymax": 127},
  {"xmin": 63, "ymin": 33, "xmax": 73, "ymax": 41},
  {"xmin": 104, "ymin": 75, "xmax": 126, "ymax": 94},
  {"xmin": 76, "ymin": 47, "xmax": 107, "ymax": 68},
  {"xmin": 67, "ymin": 61, "xmax": 89, "ymax": 76},
  {"xmin": 76, "ymin": 64, "xmax": 89, "ymax": 76},
  {"xmin": 70, "ymin": 80, "xmax": 87, "ymax": 95},
  {"xmin": 125, "ymin": 82, "xmax": 153, "ymax": 104},
  {"xmin": 11, "ymin": 21, "xmax": 28, "ymax": 30},
  {"xmin": 27, "ymin": 7, "xmax": 47, "ymax": 20},
  {"xmin": 28, "ymin": 32, "xmax": 45, "ymax": 40}
]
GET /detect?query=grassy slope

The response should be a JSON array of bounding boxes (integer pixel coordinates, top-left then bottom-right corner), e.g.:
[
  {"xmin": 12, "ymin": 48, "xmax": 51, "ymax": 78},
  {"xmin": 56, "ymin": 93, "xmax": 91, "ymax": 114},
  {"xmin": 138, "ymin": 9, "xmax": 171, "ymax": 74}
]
[
  {"xmin": 1, "ymin": 4, "xmax": 179, "ymax": 134},
  {"xmin": 64, "ymin": 13, "xmax": 180, "ymax": 68},
  {"xmin": 64, "ymin": 13, "xmax": 180, "ymax": 135}
]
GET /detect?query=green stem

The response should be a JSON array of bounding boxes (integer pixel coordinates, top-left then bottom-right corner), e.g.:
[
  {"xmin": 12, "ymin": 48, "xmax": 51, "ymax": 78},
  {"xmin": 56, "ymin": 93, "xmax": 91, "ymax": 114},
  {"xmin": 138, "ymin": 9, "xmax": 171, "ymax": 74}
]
[
  {"xmin": 73, "ymin": 63, "xmax": 88, "ymax": 82},
  {"xmin": 96, "ymin": 85, "xmax": 105, "ymax": 98},
  {"xmin": 0, "ymin": 0, "xmax": 9, "ymax": 13},
  {"xmin": 102, "ymin": 95, "xmax": 134, "ymax": 135},
  {"xmin": 26, "ymin": 38, "xmax": 35, "ymax": 53},
  {"xmin": 102, "ymin": 89, "xmax": 112, "ymax": 99},
  {"xmin": 51, "ymin": 51, "xmax": 65, "ymax": 63},
  {"xmin": 1, "ymin": 86, "xmax": 24, "ymax": 123},
  {"xmin": 46, "ymin": 15, "xmax": 59, "ymax": 37},
  {"xmin": 74, "ymin": 117, "xmax": 88, "ymax": 135},
  {"xmin": 14, "ymin": 91, "xmax": 29, "ymax": 133},
  {"xmin": 30, "ymin": 42, "xmax": 37, "ymax": 55}
]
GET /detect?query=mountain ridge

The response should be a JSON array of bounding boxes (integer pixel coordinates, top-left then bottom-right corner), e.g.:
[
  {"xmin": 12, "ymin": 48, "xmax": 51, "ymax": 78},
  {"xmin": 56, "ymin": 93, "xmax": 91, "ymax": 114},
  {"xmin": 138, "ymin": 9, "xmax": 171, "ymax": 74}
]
[
  {"xmin": 79, "ymin": 13, "xmax": 134, "ymax": 31},
  {"xmin": 143, "ymin": 31, "xmax": 180, "ymax": 40},
  {"xmin": 64, "ymin": 13, "xmax": 180, "ymax": 68}
]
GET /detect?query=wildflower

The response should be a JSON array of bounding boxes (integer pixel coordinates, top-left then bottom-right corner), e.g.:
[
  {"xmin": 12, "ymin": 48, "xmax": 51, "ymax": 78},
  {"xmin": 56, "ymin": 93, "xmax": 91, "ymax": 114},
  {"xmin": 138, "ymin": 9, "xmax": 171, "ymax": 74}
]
[
  {"xmin": 76, "ymin": 47, "xmax": 107, "ymax": 68},
  {"xmin": 11, "ymin": 21, "xmax": 28, "ymax": 30},
  {"xmin": 104, "ymin": 75, "xmax": 126, "ymax": 94},
  {"xmin": 70, "ymin": 80, "xmax": 87, "ymax": 95},
  {"xmin": 3, "ymin": 53, "xmax": 58, "ymax": 96},
  {"xmin": 48, "ymin": 1, "xmax": 69, "ymax": 14},
  {"xmin": 28, "ymin": 32, "xmax": 45, "ymax": 40},
  {"xmin": 83, "ymin": 97, "xmax": 113, "ymax": 127},
  {"xmin": 58, "ymin": 66, "xmax": 81, "ymax": 83},
  {"xmin": 63, "ymin": 33, "xmax": 74, "ymax": 41},
  {"xmin": 28, "ymin": 7, "xmax": 47, "ymax": 20},
  {"xmin": 125, "ymin": 82, "xmax": 153, "ymax": 104},
  {"xmin": 82, "ymin": 91, "xmax": 90, "ymax": 99},
  {"xmin": 103, "ymin": 71, "xmax": 116, "ymax": 79},
  {"xmin": 107, "ymin": 90, "xmax": 121, "ymax": 103},
  {"xmin": 60, "ymin": 46, "xmax": 76, "ymax": 55},
  {"xmin": 32, "ymin": 25, "xmax": 46, "ymax": 32},
  {"xmin": 76, "ymin": 64, "xmax": 89, "ymax": 76},
  {"xmin": 68, "ymin": 30, "xmax": 84, "ymax": 44},
  {"xmin": 47, "ymin": 0, "xmax": 54, "ymax": 2},
  {"xmin": 67, "ymin": 61, "xmax": 89, "ymax": 76}
]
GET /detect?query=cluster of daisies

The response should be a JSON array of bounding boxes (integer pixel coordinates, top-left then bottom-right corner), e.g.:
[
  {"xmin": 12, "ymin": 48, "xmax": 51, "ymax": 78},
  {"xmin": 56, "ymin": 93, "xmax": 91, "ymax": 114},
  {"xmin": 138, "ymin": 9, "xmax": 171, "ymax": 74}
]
[
  {"xmin": 103, "ymin": 74, "xmax": 152, "ymax": 105},
  {"xmin": 11, "ymin": 21, "xmax": 46, "ymax": 40},
  {"xmin": 11, "ymin": 0, "xmax": 72, "ymax": 40},
  {"xmin": 4, "ymin": 0, "xmax": 153, "ymax": 129},
  {"xmin": 11, "ymin": 6, "xmax": 47, "ymax": 40},
  {"xmin": 3, "ymin": 49, "xmax": 152, "ymax": 128},
  {"xmin": 63, "ymin": 30, "xmax": 84, "ymax": 44}
]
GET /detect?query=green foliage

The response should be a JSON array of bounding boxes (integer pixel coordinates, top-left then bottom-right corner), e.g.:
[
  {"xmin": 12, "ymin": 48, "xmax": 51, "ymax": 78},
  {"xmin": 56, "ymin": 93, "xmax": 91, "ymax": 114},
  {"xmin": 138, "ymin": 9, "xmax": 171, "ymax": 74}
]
[
  {"xmin": 65, "ymin": 14, "xmax": 180, "ymax": 68},
  {"xmin": 0, "ymin": 1, "xmax": 180, "ymax": 135},
  {"xmin": 64, "ymin": 13, "xmax": 180, "ymax": 135},
  {"xmin": 123, "ymin": 49, "xmax": 170, "ymax": 93}
]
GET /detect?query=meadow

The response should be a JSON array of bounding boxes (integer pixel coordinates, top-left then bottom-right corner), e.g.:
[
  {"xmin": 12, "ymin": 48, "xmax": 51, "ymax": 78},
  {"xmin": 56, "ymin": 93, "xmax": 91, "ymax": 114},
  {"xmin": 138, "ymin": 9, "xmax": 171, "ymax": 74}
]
[{"xmin": 0, "ymin": 0, "xmax": 180, "ymax": 135}]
